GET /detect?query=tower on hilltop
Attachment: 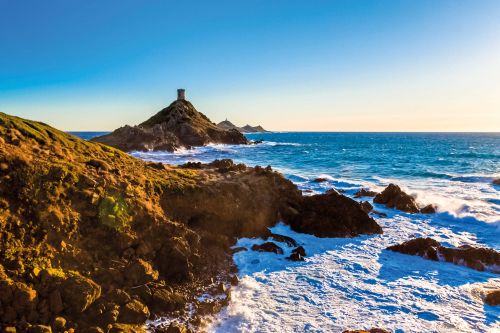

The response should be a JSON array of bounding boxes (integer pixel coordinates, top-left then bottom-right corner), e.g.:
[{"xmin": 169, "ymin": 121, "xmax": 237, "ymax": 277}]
[{"xmin": 177, "ymin": 89, "xmax": 185, "ymax": 101}]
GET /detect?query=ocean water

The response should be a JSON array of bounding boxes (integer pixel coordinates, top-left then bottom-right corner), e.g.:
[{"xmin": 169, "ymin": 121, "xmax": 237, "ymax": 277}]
[{"xmin": 75, "ymin": 132, "xmax": 500, "ymax": 332}]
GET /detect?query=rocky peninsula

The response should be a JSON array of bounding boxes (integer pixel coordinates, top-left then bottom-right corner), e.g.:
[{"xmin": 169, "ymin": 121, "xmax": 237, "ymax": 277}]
[
  {"xmin": 216, "ymin": 120, "xmax": 268, "ymax": 133},
  {"xmin": 0, "ymin": 112, "xmax": 382, "ymax": 332},
  {"xmin": 92, "ymin": 91, "xmax": 247, "ymax": 152}
]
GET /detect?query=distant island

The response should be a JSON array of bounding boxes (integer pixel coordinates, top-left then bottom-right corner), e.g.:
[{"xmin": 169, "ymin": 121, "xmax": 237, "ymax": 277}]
[
  {"xmin": 217, "ymin": 119, "xmax": 269, "ymax": 133},
  {"xmin": 92, "ymin": 89, "xmax": 248, "ymax": 152}
]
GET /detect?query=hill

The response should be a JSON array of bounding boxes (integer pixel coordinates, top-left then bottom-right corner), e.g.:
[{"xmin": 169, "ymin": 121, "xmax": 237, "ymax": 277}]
[
  {"xmin": 216, "ymin": 120, "xmax": 269, "ymax": 133},
  {"xmin": 92, "ymin": 99, "xmax": 247, "ymax": 152}
]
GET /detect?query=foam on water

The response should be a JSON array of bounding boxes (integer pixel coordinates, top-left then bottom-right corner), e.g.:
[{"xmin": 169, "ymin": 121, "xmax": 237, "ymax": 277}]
[{"xmin": 123, "ymin": 132, "xmax": 500, "ymax": 332}]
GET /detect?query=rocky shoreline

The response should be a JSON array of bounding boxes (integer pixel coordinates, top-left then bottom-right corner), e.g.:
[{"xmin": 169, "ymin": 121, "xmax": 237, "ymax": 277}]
[{"xmin": 1, "ymin": 112, "xmax": 498, "ymax": 333}]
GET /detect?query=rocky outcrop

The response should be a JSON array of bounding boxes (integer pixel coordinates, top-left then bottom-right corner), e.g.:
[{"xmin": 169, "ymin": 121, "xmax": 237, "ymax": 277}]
[
  {"xmin": 373, "ymin": 184, "xmax": 436, "ymax": 214},
  {"xmin": 354, "ymin": 189, "xmax": 377, "ymax": 198},
  {"xmin": 387, "ymin": 238, "xmax": 500, "ymax": 273},
  {"xmin": 251, "ymin": 242, "xmax": 284, "ymax": 254},
  {"xmin": 284, "ymin": 190, "xmax": 383, "ymax": 237},
  {"xmin": 485, "ymin": 290, "xmax": 500, "ymax": 306},
  {"xmin": 287, "ymin": 246, "xmax": 306, "ymax": 261},
  {"xmin": 93, "ymin": 99, "xmax": 247, "ymax": 152},
  {"xmin": 373, "ymin": 184, "xmax": 420, "ymax": 213},
  {"xmin": 217, "ymin": 120, "xmax": 268, "ymax": 133}
]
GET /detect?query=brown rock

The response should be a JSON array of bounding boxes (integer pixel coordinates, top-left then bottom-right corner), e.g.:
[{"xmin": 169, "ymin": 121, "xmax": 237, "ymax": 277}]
[
  {"xmin": 485, "ymin": 290, "xmax": 500, "ymax": 306},
  {"xmin": 373, "ymin": 184, "xmax": 419, "ymax": 213},
  {"xmin": 493, "ymin": 178, "xmax": 500, "ymax": 185},
  {"xmin": 354, "ymin": 189, "xmax": 378, "ymax": 198},
  {"xmin": 286, "ymin": 190, "xmax": 382, "ymax": 237},
  {"xmin": 287, "ymin": 246, "xmax": 306, "ymax": 261},
  {"xmin": 165, "ymin": 323, "xmax": 187, "ymax": 333},
  {"xmin": 126, "ymin": 258, "xmax": 159, "ymax": 286},
  {"xmin": 387, "ymin": 237, "xmax": 500, "ymax": 273},
  {"xmin": 420, "ymin": 204, "xmax": 437, "ymax": 214},
  {"xmin": 269, "ymin": 233, "xmax": 298, "ymax": 247},
  {"xmin": 49, "ymin": 290, "xmax": 64, "ymax": 314},
  {"xmin": 312, "ymin": 178, "xmax": 328, "ymax": 183},
  {"xmin": 60, "ymin": 274, "xmax": 101, "ymax": 313},
  {"xmin": 251, "ymin": 242, "xmax": 284, "ymax": 255},
  {"xmin": 27, "ymin": 326, "xmax": 52, "ymax": 333},
  {"xmin": 343, "ymin": 329, "xmax": 391, "ymax": 333},
  {"xmin": 150, "ymin": 288, "xmax": 185, "ymax": 313},
  {"xmin": 360, "ymin": 201, "xmax": 373, "ymax": 214},
  {"xmin": 52, "ymin": 316, "xmax": 66, "ymax": 331},
  {"xmin": 118, "ymin": 299, "xmax": 150, "ymax": 324}
]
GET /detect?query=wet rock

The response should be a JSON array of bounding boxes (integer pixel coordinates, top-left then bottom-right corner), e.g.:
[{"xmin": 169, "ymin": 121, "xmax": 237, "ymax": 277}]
[
  {"xmin": 230, "ymin": 275, "xmax": 239, "ymax": 286},
  {"xmin": 118, "ymin": 299, "xmax": 150, "ymax": 324},
  {"xmin": 360, "ymin": 201, "xmax": 373, "ymax": 214},
  {"xmin": 354, "ymin": 189, "xmax": 378, "ymax": 198},
  {"xmin": 269, "ymin": 233, "xmax": 298, "ymax": 247},
  {"xmin": 387, "ymin": 237, "xmax": 500, "ymax": 273},
  {"xmin": 373, "ymin": 184, "xmax": 419, "ymax": 213},
  {"xmin": 61, "ymin": 274, "xmax": 101, "ymax": 313},
  {"xmin": 287, "ymin": 246, "xmax": 306, "ymax": 261},
  {"xmin": 485, "ymin": 289, "xmax": 500, "ymax": 306},
  {"xmin": 126, "ymin": 258, "xmax": 159, "ymax": 286},
  {"xmin": 251, "ymin": 242, "xmax": 284, "ymax": 254},
  {"xmin": 420, "ymin": 204, "xmax": 437, "ymax": 214},
  {"xmin": 493, "ymin": 178, "xmax": 500, "ymax": 185},
  {"xmin": 312, "ymin": 178, "xmax": 328, "ymax": 183},
  {"xmin": 286, "ymin": 190, "xmax": 382, "ymax": 237}
]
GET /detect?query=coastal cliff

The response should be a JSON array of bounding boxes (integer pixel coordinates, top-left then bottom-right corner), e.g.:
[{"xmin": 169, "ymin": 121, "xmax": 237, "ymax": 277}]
[
  {"xmin": 0, "ymin": 112, "xmax": 381, "ymax": 332},
  {"xmin": 92, "ymin": 99, "xmax": 247, "ymax": 152}
]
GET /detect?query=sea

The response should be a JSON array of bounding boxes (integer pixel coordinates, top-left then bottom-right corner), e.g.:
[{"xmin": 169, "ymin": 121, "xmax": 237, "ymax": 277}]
[{"xmin": 72, "ymin": 132, "xmax": 500, "ymax": 333}]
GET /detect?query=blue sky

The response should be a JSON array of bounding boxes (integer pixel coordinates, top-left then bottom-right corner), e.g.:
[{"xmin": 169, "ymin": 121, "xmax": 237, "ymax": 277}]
[{"xmin": 1, "ymin": 0, "xmax": 499, "ymax": 131}]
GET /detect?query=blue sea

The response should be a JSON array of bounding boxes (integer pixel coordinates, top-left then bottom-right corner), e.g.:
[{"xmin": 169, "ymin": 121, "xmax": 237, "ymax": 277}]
[{"xmin": 73, "ymin": 132, "xmax": 500, "ymax": 332}]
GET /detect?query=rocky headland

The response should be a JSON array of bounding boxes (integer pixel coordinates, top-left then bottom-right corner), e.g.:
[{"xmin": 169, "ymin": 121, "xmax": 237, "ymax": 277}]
[
  {"xmin": 92, "ymin": 98, "xmax": 247, "ymax": 152},
  {"xmin": 0, "ymin": 112, "xmax": 382, "ymax": 332},
  {"xmin": 216, "ymin": 120, "xmax": 268, "ymax": 133}
]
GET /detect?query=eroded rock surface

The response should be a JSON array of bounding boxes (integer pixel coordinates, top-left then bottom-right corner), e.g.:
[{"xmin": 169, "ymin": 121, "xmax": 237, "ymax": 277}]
[
  {"xmin": 373, "ymin": 184, "xmax": 420, "ymax": 213},
  {"xmin": 485, "ymin": 290, "xmax": 500, "ymax": 306},
  {"xmin": 387, "ymin": 237, "xmax": 500, "ymax": 273}
]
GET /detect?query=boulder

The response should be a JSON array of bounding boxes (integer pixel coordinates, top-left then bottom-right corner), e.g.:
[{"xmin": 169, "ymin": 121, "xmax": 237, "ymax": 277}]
[
  {"xmin": 493, "ymin": 178, "xmax": 500, "ymax": 185},
  {"xmin": 485, "ymin": 290, "xmax": 500, "ymax": 306},
  {"xmin": 60, "ymin": 274, "xmax": 101, "ymax": 313},
  {"xmin": 373, "ymin": 184, "xmax": 419, "ymax": 213},
  {"xmin": 420, "ymin": 204, "xmax": 437, "ymax": 214},
  {"xmin": 269, "ymin": 233, "xmax": 298, "ymax": 247},
  {"xmin": 353, "ymin": 189, "xmax": 378, "ymax": 198},
  {"xmin": 126, "ymin": 258, "xmax": 159, "ymax": 286},
  {"xmin": 118, "ymin": 299, "xmax": 150, "ymax": 324},
  {"xmin": 165, "ymin": 323, "xmax": 187, "ymax": 333},
  {"xmin": 150, "ymin": 288, "xmax": 185, "ymax": 313},
  {"xmin": 387, "ymin": 237, "xmax": 500, "ymax": 273},
  {"xmin": 251, "ymin": 242, "xmax": 284, "ymax": 255},
  {"xmin": 312, "ymin": 178, "xmax": 328, "ymax": 183},
  {"xmin": 285, "ymin": 190, "xmax": 382, "ymax": 237},
  {"xmin": 287, "ymin": 246, "xmax": 306, "ymax": 261},
  {"xmin": 52, "ymin": 317, "xmax": 66, "ymax": 331}
]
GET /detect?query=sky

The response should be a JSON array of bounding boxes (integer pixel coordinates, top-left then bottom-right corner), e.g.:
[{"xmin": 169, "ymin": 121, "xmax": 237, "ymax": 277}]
[{"xmin": 1, "ymin": 0, "xmax": 499, "ymax": 131}]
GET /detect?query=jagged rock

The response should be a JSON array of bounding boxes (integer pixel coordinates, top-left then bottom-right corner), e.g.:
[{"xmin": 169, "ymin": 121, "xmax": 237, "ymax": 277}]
[
  {"xmin": 93, "ymin": 99, "xmax": 247, "ymax": 152},
  {"xmin": 373, "ymin": 184, "xmax": 419, "ymax": 213},
  {"xmin": 165, "ymin": 323, "xmax": 187, "ymax": 333},
  {"xmin": 230, "ymin": 275, "xmax": 239, "ymax": 286},
  {"xmin": 106, "ymin": 289, "xmax": 132, "ymax": 306},
  {"xmin": 150, "ymin": 288, "xmax": 185, "ymax": 313},
  {"xmin": 285, "ymin": 190, "xmax": 382, "ymax": 237},
  {"xmin": 354, "ymin": 189, "xmax": 378, "ymax": 198},
  {"xmin": 118, "ymin": 299, "xmax": 150, "ymax": 324},
  {"xmin": 287, "ymin": 246, "xmax": 306, "ymax": 261},
  {"xmin": 269, "ymin": 233, "xmax": 298, "ymax": 247},
  {"xmin": 251, "ymin": 242, "xmax": 284, "ymax": 254},
  {"xmin": 313, "ymin": 178, "xmax": 328, "ymax": 183},
  {"xmin": 420, "ymin": 204, "xmax": 437, "ymax": 214},
  {"xmin": 493, "ymin": 178, "xmax": 500, "ymax": 185},
  {"xmin": 61, "ymin": 275, "xmax": 101, "ymax": 313},
  {"xmin": 387, "ymin": 237, "xmax": 500, "ymax": 273},
  {"xmin": 360, "ymin": 201, "xmax": 373, "ymax": 214},
  {"xmin": 485, "ymin": 290, "xmax": 500, "ymax": 306},
  {"xmin": 125, "ymin": 258, "xmax": 159, "ymax": 286}
]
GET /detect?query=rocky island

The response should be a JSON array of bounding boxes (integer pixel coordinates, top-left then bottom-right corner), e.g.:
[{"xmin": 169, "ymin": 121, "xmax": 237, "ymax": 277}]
[
  {"xmin": 92, "ymin": 90, "xmax": 247, "ymax": 152},
  {"xmin": 0, "ymin": 112, "xmax": 382, "ymax": 332},
  {"xmin": 216, "ymin": 120, "xmax": 268, "ymax": 133}
]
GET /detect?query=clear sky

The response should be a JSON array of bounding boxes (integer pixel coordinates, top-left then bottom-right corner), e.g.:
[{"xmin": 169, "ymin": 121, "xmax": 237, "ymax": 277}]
[{"xmin": 1, "ymin": 0, "xmax": 499, "ymax": 131}]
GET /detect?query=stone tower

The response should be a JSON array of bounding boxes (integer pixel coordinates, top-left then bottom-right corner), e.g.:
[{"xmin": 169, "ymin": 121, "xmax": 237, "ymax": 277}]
[{"xmin": 177, "ymin": 89, "xmax": 185, "ymax": 101}]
